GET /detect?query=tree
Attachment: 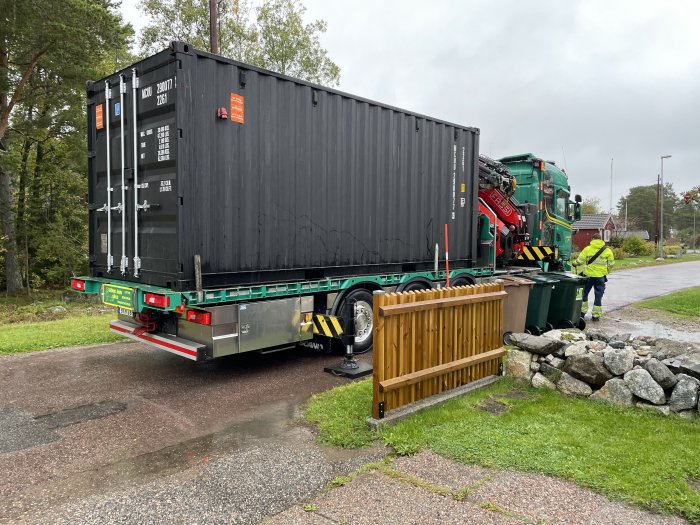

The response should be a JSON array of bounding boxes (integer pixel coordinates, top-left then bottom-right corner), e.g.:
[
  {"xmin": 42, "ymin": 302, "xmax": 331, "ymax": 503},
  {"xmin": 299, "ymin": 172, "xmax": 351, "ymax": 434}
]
[
  {"xmin": 139, "ymin": 0, "xmax": 340, "ymax": 86},
  {"xmin": 618, "ymin": 183, "xmax": 681, "ymax": 242},
  {"xmin": 581, "ymin": 197, "xmax": 602, "ymax": 215},
  {"xmin": 1, "ymin": 0, "xmax": 132, "ymax": 291}
]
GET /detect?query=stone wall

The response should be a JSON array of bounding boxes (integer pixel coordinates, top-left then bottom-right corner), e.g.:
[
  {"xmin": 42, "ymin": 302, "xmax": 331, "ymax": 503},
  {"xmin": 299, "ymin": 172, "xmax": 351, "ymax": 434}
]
[{"xmin": 506, "ymin": 329, "xmax": 700, "ymax": 417}]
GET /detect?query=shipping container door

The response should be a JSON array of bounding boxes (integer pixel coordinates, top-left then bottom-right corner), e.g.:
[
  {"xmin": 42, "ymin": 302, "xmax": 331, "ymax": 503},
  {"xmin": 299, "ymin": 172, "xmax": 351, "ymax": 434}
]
[{"xmin": 90, "ymin": 62, "xmax": 180, "ymax": 285}]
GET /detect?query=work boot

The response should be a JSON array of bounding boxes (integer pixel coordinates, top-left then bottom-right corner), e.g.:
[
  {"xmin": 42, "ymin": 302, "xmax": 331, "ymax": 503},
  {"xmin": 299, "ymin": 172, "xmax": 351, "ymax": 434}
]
[{"xmin": 581, "ymin": 301, "xmax": 588, "ymax": 317}]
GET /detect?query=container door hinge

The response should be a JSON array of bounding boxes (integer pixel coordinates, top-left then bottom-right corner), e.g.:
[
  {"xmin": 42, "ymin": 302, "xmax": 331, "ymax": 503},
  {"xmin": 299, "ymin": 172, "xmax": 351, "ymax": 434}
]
[
  {"xmin": 111, "ymin": 202, "xmax": 124, "ymax": 213},
  {"xmin": 120, "ymin": 255, "xmax": 128, "ymax": 274},
  {"xmin": 133, "ymin": 256, "xmax": 141, "ymax": 276}
]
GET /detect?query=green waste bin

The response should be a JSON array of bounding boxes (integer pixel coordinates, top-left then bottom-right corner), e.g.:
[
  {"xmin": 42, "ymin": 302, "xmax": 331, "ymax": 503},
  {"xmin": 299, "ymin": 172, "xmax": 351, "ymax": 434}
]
[
  {"xmin": 542, "ymin": 272, "xmax": 588, "ymax": 330},
  {"xmin": 521, "ymin": 273, "xmax": 559, "ymax": 335},
  {"xmin": 497, "ymin": 276, "xmax": 535, "ymax": 344}
]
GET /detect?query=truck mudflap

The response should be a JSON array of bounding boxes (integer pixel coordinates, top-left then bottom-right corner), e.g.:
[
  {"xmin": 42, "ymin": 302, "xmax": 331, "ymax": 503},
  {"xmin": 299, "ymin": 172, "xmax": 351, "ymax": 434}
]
[{"xmin": 110, "ymin": 319, "xmax": 207, "ymax": 361}]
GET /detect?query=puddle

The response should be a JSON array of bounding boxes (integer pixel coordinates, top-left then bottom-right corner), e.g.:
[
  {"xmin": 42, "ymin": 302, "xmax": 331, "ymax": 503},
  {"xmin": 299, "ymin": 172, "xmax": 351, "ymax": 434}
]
[
  {"xmin": 475, "ymin": 397, "xmax": 509, "ymax": 415},
  {"xmin": 5, "ymin": 401, "xmax": 301, "ymax": 519},
  {"xmin": 0, "ymin": 402, "xmax": 127, "ymax": 454}
]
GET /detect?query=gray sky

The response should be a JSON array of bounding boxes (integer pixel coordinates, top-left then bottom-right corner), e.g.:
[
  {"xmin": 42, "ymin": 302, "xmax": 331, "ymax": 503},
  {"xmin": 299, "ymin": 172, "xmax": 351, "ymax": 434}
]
[{"xmin": 121, "ymin": 0, "xmax": 700, "ymax": 213}]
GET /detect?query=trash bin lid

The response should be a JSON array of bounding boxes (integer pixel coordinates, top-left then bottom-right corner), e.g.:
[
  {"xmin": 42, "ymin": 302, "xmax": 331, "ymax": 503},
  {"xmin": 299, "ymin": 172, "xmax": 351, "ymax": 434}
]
[
  {"xmin": 521, "ymin": 273, "xmax": 559, "ymax": 284},
  {"xmin": 496, "ymin": 275, "xmax": 535, "ymax": 287}
]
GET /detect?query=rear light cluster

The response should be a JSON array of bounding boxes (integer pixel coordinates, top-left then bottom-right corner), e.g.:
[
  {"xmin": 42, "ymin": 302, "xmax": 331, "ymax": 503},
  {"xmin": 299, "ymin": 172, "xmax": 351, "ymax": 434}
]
[
  {"xmin": 186, "ymin": 310, "xmax": 211, "ymax": 325},
  {"xmin": 71, "ymin": 279, "xmax": 85, "ymax": 291},
  {"xmin": 144, "ymin": 293, "xmax": 170, "ymax": 309}
]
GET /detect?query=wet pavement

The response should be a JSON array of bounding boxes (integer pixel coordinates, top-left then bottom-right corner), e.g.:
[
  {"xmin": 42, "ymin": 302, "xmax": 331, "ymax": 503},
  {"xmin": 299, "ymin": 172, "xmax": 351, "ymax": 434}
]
[
  {"xmin": 0, "ymin": 342, "xmax": 376, "ymax": 523},
  {"xmin": 602, "ymin": 260, "xmax": 700, "ymax": 312}
]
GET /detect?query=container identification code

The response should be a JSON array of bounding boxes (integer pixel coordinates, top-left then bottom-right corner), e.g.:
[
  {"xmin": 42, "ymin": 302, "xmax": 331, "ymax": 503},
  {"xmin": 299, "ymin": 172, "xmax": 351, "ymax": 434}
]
[{"xmin": 141, "ymin": 77, "xmax": 175, "ymax": 107}]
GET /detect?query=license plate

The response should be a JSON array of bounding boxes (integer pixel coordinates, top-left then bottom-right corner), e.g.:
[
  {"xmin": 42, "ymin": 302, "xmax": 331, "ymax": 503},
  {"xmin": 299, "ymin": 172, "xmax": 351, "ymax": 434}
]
[
  {"xmin": 102, "ymin": 283, "xmax": 135, "ymax": 309},
  {"xmin": 118, "ymin": 307, "xmax": 135, "ymax": 316}
]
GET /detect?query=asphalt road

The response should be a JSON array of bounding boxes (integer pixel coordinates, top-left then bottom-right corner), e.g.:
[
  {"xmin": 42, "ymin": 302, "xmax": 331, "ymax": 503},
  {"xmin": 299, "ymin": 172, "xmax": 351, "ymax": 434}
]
[
  {"xmin": 600, "ymin": 260, "xmax": 700, "ymax": 311},
  {"xmin": 0, "ymin": 342, "xmax": 379, "ymax": 523}
]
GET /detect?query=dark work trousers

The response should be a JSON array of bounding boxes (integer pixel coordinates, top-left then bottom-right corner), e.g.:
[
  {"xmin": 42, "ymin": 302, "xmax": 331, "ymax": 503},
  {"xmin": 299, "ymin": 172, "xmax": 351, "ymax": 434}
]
[{"xmin": 583, "ymin": 276, "xmax": 606, "ymax": 307}]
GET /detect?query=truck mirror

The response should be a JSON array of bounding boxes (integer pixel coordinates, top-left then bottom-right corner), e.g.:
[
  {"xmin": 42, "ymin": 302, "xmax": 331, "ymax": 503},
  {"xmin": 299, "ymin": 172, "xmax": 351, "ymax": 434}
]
[
  {"xmin": 575, "ymin": 194, "xmax": 582, "ymax": 203},
  {"xmin": 574, "ymin": 203, "xmax": 582, "ymax": 221}
]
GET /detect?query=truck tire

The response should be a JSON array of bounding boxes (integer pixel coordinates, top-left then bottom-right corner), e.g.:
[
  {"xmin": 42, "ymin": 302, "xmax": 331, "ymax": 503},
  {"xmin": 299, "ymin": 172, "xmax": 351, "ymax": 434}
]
[
  {"xmin": 336, "ymin": 288, "xmax": 374, "ymax": 354},
  {"xmin": 397, "ymin": 278, "xmax": 433, "ymax": 292},
  {"xmin": 450, "ymin": 275, "xmax": 475, "ymax": 286}
]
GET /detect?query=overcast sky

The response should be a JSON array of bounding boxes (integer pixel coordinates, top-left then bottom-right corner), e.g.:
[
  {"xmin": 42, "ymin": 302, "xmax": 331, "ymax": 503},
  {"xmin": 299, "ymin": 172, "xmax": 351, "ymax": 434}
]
[{"xmin": 120, "ymin": 0, "xmax": 700, "ymax": 213}]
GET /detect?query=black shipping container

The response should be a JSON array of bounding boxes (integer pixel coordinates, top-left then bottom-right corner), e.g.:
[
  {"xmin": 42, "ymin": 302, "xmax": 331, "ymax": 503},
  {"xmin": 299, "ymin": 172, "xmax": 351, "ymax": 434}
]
[{"xmin": 87, "ymin": 42, "xmax": 480, "ymax": 291}]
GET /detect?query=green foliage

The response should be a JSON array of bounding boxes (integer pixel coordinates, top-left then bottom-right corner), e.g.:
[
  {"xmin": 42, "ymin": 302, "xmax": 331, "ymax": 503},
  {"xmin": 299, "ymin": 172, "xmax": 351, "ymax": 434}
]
[
  {"xmin": 580, "ymin": 196, "xmax": 602, "ymax": 215},
  {"xmin": 0, "ymin": 313, "xmax": 124, "ymax": 353},
  {"xmin": 608, "ymin": 236, "xmax": 624, "ymax": 248},
  {"xmin": 305, "ymin": 378, "xmax": 376, "ymax": 447},
  {"xmin": 614, "ymin": 253, "xmax": 700, "ymax": 270},
  {"xmin": 611, "ymin": 247, "xmax": 626, "ymax": 260},
  {"xmin": 618, "ymin": 183, "xmax": 685, "ymax": 240},
  {"xmin": 621, "ymin": 236, "xmax": 650, "ymax": 256},
  {"xmin": 0, "ymin": 1, "xmax": 133, "ymax": 290},
  {"xmin": 139, "ymin": 0, "xmax": 340, "ymax": 86},
  {"xmin": 638, "ymin": 286, "xmax": 700, "ymax": 317},
  {"xmin": 305, "ymin": 378, "xmax": 700, "ymax": 521}
]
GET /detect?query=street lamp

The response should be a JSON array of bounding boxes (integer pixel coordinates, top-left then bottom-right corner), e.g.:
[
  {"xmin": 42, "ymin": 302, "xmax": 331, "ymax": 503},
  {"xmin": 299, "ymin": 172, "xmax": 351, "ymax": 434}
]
[{"xmin": 657, "ymin": 155, "xmax": 671, "ymax": 259}]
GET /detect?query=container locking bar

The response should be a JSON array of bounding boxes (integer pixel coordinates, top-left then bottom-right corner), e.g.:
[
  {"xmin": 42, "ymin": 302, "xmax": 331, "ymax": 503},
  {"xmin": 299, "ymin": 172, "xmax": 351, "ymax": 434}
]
[
  {"xmin": 131, "ymin": 69, "xmax": 141, "ymax": 277},
  {"xmin": 104, "ymin": 81, "xmax": 114, "ymax": 271},
  {"xmin": 119, "ymin": 74, "xmax": 128, "ymax": 275}
]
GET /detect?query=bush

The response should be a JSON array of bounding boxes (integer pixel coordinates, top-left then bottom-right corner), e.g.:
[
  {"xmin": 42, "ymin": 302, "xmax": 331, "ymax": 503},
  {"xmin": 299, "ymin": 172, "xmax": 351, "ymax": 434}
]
[
  {"xmin": 640, "ymin": 242, "xmax": 656, "ymax": 256},
  {"xmin": 664, "ymin": 245, "xmax": 684, "ymax": 257},
  {"xmin": 609, "ymin": 236, "xmax": 624, "ymax": 248},
  {"xmin": 621, "ymin": 236, "xmax": 647, "ymax": 256},
  {"xmin": 612, "ymin": 248, "xmax": 626, "ymax": 260}
]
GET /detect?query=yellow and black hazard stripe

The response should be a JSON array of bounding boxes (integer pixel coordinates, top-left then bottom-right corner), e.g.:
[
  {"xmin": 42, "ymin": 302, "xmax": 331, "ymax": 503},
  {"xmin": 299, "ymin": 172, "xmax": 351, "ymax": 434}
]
[
  {"xmin": 517, "ymin": 246, "xmax": 559, "ymax": 262},
  {"xmin": 312, "ymin": 314, "xmax": 344, "ymax": 339}
]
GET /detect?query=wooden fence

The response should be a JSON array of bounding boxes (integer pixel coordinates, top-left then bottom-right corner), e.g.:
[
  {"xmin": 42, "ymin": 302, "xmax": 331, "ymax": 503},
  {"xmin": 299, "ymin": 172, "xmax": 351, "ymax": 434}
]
[{"xmin": 372, "ymin": 283, "xmax": 506, "ymax": 419}]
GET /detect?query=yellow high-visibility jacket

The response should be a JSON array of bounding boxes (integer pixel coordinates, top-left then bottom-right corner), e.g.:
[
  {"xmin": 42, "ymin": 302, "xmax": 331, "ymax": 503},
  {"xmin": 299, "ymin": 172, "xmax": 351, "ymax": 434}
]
[{"xmin": 574, "ymin": 239, "xmax": 615, "ymax": 277}]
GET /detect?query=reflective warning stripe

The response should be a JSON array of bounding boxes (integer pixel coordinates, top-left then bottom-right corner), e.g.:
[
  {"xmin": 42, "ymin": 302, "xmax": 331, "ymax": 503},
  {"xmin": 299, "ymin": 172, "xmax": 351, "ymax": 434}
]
[
  {"xmin": 312, "ymin": 314, "xmax": 343, "ymax": 339},
  {"xmin": 517, "ymin": 246, "xmax": 559, "ymax": 261}
]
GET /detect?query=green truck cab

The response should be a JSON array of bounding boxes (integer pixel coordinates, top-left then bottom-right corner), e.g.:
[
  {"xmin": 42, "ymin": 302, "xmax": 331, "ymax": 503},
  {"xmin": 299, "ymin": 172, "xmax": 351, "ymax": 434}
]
[{"xmin": 499, "ymin": 153, "xmax": 582, "ymax": 269}]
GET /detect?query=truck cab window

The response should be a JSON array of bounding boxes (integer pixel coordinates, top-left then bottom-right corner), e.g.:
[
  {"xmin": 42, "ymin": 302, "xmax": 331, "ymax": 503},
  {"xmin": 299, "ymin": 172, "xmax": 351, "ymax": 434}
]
[{"xmin": 556, "ymin": 189, "xmax": 569, "ymax": 217}]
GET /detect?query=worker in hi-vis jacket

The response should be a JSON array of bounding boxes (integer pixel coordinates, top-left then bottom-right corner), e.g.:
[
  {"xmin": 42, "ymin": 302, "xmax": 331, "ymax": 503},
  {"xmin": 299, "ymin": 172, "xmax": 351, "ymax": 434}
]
[{"xmin": 573, "ymin": 233, "xmax": 615, "ymax": 321}]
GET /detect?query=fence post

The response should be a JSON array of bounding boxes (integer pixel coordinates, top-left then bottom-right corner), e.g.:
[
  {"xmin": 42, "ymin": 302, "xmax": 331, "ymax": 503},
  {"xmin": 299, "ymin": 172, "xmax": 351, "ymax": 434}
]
[{"xmin": 372, "ymin": 290, "xmax": 386, "ymax": 419}]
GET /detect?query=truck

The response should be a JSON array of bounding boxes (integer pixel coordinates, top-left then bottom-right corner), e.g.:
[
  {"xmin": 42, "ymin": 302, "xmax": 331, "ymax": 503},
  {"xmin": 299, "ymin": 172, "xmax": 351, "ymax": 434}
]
[
  {"xmin": 72, "ymin": 42, "xmax": 580, "ymax": 361},
  {"xmin": 500, "ymin": 154, "xmax": 581, "ymax": 269}
]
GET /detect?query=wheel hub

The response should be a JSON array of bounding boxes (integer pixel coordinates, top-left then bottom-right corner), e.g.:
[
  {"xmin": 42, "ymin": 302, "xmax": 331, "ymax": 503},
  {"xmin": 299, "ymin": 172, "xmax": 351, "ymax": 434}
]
[{"xmin": 353, "ymin": 300, "xmax": 372, "ymax": 344}]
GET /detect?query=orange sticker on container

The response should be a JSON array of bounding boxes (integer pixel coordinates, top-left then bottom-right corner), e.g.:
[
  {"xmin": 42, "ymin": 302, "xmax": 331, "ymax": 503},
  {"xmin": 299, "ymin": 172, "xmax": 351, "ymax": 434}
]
[
  {"xmin": 95, "ymin": 103, "xmax": 104, "ymax": 130},
  {"xmin": 230, "ymin": 93, "xmax": 244, "ymax": 124}
]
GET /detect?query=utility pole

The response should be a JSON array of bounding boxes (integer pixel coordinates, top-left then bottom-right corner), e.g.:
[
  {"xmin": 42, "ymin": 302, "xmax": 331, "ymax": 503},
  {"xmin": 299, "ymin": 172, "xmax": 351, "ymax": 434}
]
[
  {"xmin": 209, "ymin": 0, "xmax": 219, "ymax": 54},
  {"xmin": 609, "ymin": 157, "xmax": 613, "ymax": 215},
  {"xmin": 658, "ymin": 155, "xmax": 671, "ymax": 259},
  {"xmin": 655, "ymin": 174, "xmax": 660, "ymax": 245}
]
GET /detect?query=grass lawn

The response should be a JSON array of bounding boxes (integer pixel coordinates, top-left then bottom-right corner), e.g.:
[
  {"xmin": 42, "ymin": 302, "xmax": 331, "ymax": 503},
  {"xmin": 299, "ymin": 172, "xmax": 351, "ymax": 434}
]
[
  {"xmin": 637, "ymin": 286, "xmax": 700, "ymax": 318},
  {"xmin": 0, "ymin": 289, "xmax": 125, "ymax": 354},
  {"xmin": 306, "ymin": 378, "xmax": 700, "ymax": 522},
  {"xmin": 0, "ymin": 313, "xmax": 124, "ymax": 354},
  {"xmin": 614, "ymin": 252, "xmax": 700, "ymax": 271}
]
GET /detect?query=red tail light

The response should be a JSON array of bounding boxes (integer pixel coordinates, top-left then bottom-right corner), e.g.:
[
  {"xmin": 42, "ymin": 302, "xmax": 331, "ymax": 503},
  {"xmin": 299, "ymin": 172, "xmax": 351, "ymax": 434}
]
[
  {"xmin": 144, "ymin": 293, "xmax": 170, "ymax": 308},
  {"xmin": 186, "ymin": 310, "xmax": 211, "ymax": 325},
  {"xmin": 71, "ymin": 279, "xmax": 85, "ymax": 291}
]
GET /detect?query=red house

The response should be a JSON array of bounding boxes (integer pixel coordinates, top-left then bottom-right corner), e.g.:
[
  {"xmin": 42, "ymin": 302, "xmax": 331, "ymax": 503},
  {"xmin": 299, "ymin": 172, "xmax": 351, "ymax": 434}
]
[{"xmin": 572, "ymin": 214, "xmax": 616, "ymax": 251}]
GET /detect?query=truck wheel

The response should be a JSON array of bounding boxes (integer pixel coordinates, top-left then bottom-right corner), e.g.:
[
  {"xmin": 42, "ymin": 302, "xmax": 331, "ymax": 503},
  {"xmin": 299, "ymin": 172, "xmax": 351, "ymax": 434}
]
[
  {"xmin": 397, "ymin": 279, "xmax": 432, "ymax": 292},
  {"xmin": 450, "ymin": 275, "xmax": 475, "ymax": 287},
  {"xmin": 336, "ymin": 288, "xmax": 374, "ymax": 354}
]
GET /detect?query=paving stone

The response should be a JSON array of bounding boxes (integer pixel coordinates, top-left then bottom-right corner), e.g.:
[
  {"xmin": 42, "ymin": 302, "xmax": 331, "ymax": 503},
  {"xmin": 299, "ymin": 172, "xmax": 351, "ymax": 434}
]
[
  {"xmin": 392, "ymin": 450, "xmax": 495, "ymax": 492},
  {"xmin": 467, "ymin": 470, "xmax": 608, "ymax": 525},
  {"xmin": 314, "ymin": 471, "xmax": 522, "ymax": 525}
]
